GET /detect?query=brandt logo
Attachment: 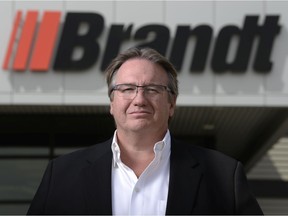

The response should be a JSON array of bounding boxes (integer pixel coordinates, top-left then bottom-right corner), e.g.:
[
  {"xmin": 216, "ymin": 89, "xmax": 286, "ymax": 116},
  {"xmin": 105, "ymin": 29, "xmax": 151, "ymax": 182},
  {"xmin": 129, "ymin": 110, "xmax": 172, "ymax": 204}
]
[
  {"xmin": 3, "ymin": 11, "xmax": 61, "ymax": 71},
  {"xmin": 2, "ymin": 10, "xmax": 282, "ymax": 73}
]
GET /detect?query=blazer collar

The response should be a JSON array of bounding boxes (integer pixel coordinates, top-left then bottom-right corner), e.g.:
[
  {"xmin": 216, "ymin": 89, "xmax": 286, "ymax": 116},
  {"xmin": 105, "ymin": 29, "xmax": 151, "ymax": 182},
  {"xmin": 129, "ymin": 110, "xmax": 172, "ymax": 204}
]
[
  {"xmin": 81, "ymin": 139, "xmax": 113, "ymax": 215},
  {"xmin": 80, "ymin": 137, "xmax": 203, "ymax": 215},
  {"xmin": 166, "ymin": 138, "xmax": 203, "ymax": 215}
]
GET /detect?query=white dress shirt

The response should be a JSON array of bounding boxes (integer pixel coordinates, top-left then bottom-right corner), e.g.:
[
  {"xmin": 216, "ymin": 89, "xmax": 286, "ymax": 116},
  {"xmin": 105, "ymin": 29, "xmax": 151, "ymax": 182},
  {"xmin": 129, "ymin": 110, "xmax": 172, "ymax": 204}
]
[{"xmin": 111, "ymin": 130, "xmax": 171, "ymax": 215}]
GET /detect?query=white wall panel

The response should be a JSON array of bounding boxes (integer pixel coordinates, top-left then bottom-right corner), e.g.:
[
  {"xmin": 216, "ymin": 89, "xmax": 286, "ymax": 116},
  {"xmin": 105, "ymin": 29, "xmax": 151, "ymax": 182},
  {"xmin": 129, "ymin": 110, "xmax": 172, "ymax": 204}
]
[
  {"xmin": 114, "ymin": 1, "xmax": 164, "ymax": 51},
  {"xmin": 214, "ymin": 1, "xmax": 265, "ymax": 106},
  {"xmin": 12, "ymin": 93, "xmax": 63, "ymax": 105},
  {"xmin": 0, "ymin": 1, "xmax": 287, "ymax": 106},
  {"xmin": 62, "ymin": 1, "xmax": 114, "ymax": 103},
  {"xmin": 12, "ymin": 1, "xmax": 64, "ymax": 104},
  {"xmin": 0, "ymin": 1, "xmax": 13, "ymax": 103},
  {"xmin": 265, "ymin": 1, "xmax": 288, "ymax": 106},
  {"xmin": 166, "ymin": 1, "xmax": 214, "ymax": 105},
  {"xmin": 115, "ymin": 1, "xmax": 164, "ymax": 24},
  {"xmin": 64, "ymin": 1, "xmax": 115, "ymax": 95}
]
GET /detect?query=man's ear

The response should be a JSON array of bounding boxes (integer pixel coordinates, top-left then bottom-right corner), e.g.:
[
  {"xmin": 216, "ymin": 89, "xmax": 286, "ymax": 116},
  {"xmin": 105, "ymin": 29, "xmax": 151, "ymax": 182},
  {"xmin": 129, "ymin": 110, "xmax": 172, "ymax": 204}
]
[
  {"xmin": 169, "ymin": 96, "xmax": 177, "ymax": 117},
  {"xmin": 110, "ymin": 103, "xmax": 114, "ymax": 116}
]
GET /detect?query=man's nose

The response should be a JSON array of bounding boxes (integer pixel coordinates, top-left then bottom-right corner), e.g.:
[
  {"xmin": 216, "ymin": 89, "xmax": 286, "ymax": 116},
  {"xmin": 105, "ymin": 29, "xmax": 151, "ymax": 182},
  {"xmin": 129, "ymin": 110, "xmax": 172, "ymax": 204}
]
[{"xmin": 132, "ymin": 87, "xmax": 147, "ymax": 102}]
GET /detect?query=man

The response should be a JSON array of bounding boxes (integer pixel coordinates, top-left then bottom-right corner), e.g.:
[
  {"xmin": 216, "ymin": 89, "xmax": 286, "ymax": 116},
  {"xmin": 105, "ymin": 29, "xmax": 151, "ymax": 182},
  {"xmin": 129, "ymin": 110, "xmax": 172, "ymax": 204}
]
[{"xmin": 27, "ymin": 47, "xmax": 263, "ymax": 215}]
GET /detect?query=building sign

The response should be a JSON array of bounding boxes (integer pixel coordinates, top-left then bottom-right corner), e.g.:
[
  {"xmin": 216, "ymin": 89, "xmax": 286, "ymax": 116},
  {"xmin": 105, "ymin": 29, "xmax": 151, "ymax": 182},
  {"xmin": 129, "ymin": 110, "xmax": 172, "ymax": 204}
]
[
  {"xmin": 0, "ymin": 1, "xmax": 287, "ymax": 106},
  {"xmin": 2, "ymin": 11, "xmax": 281, "ymax": 74}
]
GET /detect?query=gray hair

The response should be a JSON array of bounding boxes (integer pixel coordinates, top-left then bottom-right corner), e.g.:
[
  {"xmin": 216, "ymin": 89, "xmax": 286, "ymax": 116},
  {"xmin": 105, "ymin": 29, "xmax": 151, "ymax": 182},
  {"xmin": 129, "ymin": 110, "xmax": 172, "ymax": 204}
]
[{"xmin": 105, "ymin": 47, "xmax": 179, "ymax": 101}]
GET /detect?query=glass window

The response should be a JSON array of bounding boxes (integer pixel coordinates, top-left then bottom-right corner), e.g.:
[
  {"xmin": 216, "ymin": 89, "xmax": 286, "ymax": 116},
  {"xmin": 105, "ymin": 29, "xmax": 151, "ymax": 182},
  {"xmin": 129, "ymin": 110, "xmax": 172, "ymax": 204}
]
[
  {"xmin": 0, "ymin": 159, "xmax": 48, "ymax": 200},
  {"xmin": 0, "ymin": 147, "xmax": 49, "ymax": 156},
  {"xmin": 0, "ymin": 204, "xmax": 30, "ymax": 215}
]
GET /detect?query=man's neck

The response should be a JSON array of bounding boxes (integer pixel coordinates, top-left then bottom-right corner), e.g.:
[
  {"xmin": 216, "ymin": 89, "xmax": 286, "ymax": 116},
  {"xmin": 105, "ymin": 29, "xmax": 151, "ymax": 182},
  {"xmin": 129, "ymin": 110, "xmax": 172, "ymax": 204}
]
[{"xmin": 115, "ymin": 129, "xmax": 167, "ymax": 177}]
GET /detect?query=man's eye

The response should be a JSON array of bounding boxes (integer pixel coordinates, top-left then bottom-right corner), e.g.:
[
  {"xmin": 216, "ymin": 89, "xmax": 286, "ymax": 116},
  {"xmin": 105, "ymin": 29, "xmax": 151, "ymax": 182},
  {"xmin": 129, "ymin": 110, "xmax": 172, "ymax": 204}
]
[
  {"xmin": 121, "ymin": 87, "xmax": 135, "ymax": 92},
  {"xmin": 146, "ymin": 87, "xmax": 159, "ymax": 93}
]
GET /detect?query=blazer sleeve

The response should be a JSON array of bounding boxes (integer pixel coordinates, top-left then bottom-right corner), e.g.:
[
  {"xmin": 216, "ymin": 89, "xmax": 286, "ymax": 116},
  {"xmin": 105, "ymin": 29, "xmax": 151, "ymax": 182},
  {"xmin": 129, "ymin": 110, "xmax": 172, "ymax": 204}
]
[
  {"xmin": 234, "ymin": 162, "xmax": 263, "ymax": 215},
  {"xmin": 27, "ymin": 160, "xmax": 53, "ymax": 214}
]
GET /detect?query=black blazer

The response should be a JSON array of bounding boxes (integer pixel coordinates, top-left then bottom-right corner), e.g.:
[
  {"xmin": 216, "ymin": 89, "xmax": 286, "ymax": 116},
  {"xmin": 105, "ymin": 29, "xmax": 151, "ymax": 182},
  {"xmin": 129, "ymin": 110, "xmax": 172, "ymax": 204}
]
[{"xmin": 27, "ymin": 138, "xmax": 263, "ymax": 215}]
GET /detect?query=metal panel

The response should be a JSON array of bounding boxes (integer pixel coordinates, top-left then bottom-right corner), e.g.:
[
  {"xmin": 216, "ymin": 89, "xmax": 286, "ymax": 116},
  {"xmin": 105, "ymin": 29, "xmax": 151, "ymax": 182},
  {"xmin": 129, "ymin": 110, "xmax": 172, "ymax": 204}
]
[
  {"xmin": 257, "ymin": 198, "xmax": 288, "ymax": 215},
  {"xmin": 248, "ymin": 137, "xmax": 288, "ymax": 180}
]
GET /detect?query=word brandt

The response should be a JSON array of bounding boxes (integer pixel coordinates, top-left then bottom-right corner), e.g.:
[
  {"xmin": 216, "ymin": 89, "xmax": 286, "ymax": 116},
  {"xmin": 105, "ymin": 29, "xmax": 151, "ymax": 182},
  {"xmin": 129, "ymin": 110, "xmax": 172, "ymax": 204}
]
[{"xmin": 3, "ymin": 11, "xmax": 281, "ymax": 73}]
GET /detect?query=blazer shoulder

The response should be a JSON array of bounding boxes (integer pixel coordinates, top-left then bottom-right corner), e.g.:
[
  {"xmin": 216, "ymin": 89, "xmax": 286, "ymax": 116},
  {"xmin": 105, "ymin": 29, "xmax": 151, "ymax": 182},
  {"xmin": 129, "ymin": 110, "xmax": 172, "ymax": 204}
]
[
  {"xmin": 172, "ymin": 138, "xmax": 239, "ymax": 168},
  {"xmin": 52, "ymin": 138, "xmax": 113, "ymax": 167}
]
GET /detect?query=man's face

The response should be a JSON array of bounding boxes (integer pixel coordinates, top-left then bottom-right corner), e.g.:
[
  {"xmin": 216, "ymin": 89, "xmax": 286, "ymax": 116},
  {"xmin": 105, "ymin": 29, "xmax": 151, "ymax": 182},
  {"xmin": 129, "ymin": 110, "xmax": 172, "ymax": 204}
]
[{"xmin": 110, "ymin": 58, "xmax": 176, "ymax": 135}]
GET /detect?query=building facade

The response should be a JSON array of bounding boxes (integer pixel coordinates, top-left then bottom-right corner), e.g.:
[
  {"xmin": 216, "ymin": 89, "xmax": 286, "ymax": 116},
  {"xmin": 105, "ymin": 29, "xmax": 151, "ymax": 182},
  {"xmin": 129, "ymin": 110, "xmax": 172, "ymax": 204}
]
[{"xmin": 0, "ymin": 0, "xmax": 288, "ymax": 214}]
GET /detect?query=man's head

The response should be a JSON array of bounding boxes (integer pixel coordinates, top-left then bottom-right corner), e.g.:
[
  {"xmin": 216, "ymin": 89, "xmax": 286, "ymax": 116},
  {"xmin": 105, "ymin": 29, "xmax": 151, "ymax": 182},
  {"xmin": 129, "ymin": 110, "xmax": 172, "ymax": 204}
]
[
  {"xmin": 105, "ymin": 47, "xmax": 178, "ymax": 135},
  {"xmin": 106, "ymin": 47, "xmax": 178, "ymax": 101}
]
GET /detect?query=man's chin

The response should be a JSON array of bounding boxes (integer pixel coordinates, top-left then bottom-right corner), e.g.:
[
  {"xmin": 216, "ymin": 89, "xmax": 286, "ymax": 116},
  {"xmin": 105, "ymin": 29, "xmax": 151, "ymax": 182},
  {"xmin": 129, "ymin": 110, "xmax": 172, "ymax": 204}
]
[{"xmin": 127, "ymin": 121, "xmax": 151, "ymax": 131}]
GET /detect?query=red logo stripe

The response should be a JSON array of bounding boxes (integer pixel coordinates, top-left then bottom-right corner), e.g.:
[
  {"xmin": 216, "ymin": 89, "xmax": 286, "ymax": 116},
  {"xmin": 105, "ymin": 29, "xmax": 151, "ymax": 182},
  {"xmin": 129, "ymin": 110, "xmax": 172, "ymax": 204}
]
[
  {"xmin": 2, "ymin": 11, "xmax": 22, "ymax": 70},
  {"xmin": 30, "ymin": 11, "xmax": 61, "ymax": 71},
  {"xmin": 13, "ymin": 11, "xmax": 38, "ymax": 71}
]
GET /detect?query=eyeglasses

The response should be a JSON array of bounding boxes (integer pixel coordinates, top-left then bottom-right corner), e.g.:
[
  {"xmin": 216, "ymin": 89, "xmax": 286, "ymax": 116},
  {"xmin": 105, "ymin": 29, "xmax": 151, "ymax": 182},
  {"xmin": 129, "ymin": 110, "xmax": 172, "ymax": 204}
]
[{"xmin": 110, "ymin": 83, "xmax": 172, "ymax": 100}]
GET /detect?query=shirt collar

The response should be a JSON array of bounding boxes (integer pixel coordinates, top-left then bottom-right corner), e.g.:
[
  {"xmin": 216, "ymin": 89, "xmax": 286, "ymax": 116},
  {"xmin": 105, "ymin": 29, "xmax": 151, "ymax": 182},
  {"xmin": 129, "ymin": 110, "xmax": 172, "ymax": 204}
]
[{"xmin": 111, "ymin": 130, "xmax": 171, "ymax": 168}]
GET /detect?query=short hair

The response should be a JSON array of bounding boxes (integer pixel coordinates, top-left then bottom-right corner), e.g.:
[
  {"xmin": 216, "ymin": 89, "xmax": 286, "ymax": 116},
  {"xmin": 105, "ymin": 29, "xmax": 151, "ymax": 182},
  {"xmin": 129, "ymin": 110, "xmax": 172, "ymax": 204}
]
[{"xmin": 105, "ymin": 47, "xmax": 179, "ymax": 100}]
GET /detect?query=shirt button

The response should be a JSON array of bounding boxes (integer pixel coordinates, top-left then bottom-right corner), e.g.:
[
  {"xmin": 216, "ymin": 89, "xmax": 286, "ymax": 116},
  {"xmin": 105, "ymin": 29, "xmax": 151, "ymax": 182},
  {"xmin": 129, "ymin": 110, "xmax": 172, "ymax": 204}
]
[
  {"xmin": 134, "ymin": 187, "xmax": 140, "ymax": 193},
  {"xmin": 155, "ymin": 143, "xmax": 164, "ymax": 151}
]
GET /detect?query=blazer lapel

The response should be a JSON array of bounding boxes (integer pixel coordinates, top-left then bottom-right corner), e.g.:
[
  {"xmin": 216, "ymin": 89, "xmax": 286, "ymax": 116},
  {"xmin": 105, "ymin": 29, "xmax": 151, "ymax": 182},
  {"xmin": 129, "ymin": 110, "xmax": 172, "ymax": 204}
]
[
  {"xmin": 166, "ymin": 139, "xmax": 203, "ymax": 215},
  {"xmin": 78, "ymin": 138, "xmax": 203, "ymax": 215},
  {"xmin": 81, "ymin": 140, "xmax": 113, "ymax": 215}
]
